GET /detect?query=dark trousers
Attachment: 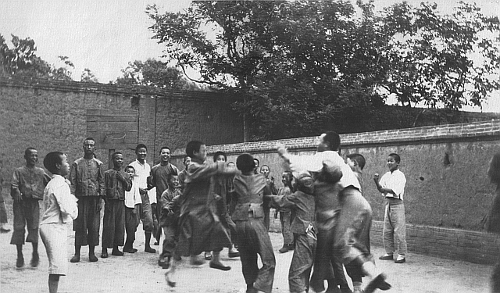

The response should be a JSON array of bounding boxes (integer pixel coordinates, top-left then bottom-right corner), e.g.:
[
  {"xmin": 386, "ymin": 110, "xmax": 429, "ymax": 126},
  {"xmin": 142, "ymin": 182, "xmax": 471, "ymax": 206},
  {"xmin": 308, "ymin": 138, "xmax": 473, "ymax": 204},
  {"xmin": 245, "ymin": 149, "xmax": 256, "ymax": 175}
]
[
  {"xmin": 235, "ymin": 218, "xmax": 275, "ymax": 293},
  {"xmin": 160, "ymin": 224, "xmax": 178, "ymax": 262},
  {"xmin": 124, "ymin": 205, "xmax": 140, "ymax": 249},
  {"xmin": 102, "ymin": 199, "xmax": 125, "ymax": 248},
  {"xmin": 289, "ymin": 233, "xmax": 316, "ymax": 293},
  {"xmin": 11, "ymin": 199, "xmax": 40, "ymax": 245},
  {"xmin": 280, "ymin": 210, "xmax": 294, "ymax": 246},
  {"xmin": 310, "ymin": 219, "xmax": 349, "ymax": 292},
  {"xmin": 73, "ymin": 197, "xmax": 101, "ymax": 246}
]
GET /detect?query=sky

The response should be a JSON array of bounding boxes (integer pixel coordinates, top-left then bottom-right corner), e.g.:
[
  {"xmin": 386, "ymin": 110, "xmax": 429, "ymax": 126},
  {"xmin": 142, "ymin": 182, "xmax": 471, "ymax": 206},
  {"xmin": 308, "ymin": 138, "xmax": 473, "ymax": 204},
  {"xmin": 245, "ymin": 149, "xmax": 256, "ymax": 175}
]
[{"xmin": 0, "ymin": 0, "xmax": 499, "ymax": 112}]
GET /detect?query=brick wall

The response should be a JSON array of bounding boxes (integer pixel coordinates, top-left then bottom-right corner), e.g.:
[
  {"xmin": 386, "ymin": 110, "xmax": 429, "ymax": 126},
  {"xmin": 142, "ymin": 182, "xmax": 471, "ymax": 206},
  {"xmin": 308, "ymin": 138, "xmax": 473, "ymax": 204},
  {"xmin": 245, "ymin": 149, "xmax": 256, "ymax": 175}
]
[
  {"xmin": 0, "ymin": 77, "xmax": 243, "ymax": 184},
  {"xmin": 172, "ymin": 120, "xmax": 500, "ymax": 264}
]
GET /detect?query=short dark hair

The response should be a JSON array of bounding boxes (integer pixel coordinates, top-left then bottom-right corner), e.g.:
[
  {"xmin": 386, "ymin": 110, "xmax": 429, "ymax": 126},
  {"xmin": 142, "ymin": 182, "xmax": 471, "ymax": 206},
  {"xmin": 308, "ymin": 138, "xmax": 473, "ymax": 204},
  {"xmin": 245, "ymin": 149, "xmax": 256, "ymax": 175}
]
[
  {"xmin": 389, "ymin": 153, "xmax": 401, "ymax": 163},
  {"xmin": 24, "ymin": 147, "xmax": 36, "ymax": 157},
  {"xmin": 159, "ymin": 146, "xmax": 170, "ymax": 154},
  {"xmin": 43, "ymin": 152, "xmax": 64, "ymax": 173},
  {"xmin": 125, "ymin": 165, "xmax": 135, "ymax": 172},
  {"xmin": 323, "ymin": 131, "xmax": 341, "ymax": 151},
  {"xmin": 260, "ymin": 165, "xmax": 270, "ymax": 171},
  {"xmin": 111, "ymin": 151, "xmax": 123, "ymax": 160},
  {"xmin": 135, "ymin": 144, "xmax": 147, "ymax": 153},
  {"xmin": 186, "ymin": 141, "xmax": 204, "ymax": 158},
  {"xmin": 283, "ymin": 170, "xmax": 293, "ymax": 181},
  {"xmin": 237, "ymin": 153, "xmax": 255, "ymax": 173},
  {"xmin": 84, "ymin": 137, "xmax": 96, "ymax": 143},
  {"xmin": 347, "ymin": 153, "xmax": 366, "ymax": 170},
  {"xmin": 213, "ymin": 151, "xmax": 227, "ymax": 162},
  {"xmin": 253, "ymin": 158, "xmax": 260, "ymax": 165}
]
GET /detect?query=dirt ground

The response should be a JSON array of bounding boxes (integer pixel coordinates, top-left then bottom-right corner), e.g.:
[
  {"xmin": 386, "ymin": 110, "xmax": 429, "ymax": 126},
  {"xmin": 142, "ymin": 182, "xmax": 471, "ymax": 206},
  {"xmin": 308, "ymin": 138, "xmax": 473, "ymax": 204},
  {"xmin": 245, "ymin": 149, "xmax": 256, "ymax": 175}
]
[{"xmin": 0, "ymin": 191, "xmax": 495, "ymax": 293}]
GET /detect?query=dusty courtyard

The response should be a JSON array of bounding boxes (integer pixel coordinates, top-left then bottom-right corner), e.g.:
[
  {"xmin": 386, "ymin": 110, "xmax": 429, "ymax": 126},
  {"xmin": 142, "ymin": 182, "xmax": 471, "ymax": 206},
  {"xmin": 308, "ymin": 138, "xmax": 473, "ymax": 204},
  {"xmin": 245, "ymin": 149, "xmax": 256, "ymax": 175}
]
[{"xmin": 0, "ymin": 223, "xmax": 494, "ymax": 293}]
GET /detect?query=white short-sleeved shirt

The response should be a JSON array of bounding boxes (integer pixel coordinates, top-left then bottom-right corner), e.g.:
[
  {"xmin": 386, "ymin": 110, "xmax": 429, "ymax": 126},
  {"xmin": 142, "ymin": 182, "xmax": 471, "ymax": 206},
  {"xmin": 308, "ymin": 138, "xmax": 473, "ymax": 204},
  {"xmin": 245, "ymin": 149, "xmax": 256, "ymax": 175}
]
[
  {"xmin": 379, "ymin": 169, "xmax": 406, "ymax": 200},
  {"xmin": 41, "ymin": 175, "xmax": 78, "ymax": 225},
  {"xmin": 124, "ymin": 181, "xmax": 142, "ymax": 208},
  {"xmin": 287, "ymin": 150, "xmax": 361, "ymax": 190},
  {"xmin": 129, "ymin": 160, "xmax": 156, "ymax": 204}
]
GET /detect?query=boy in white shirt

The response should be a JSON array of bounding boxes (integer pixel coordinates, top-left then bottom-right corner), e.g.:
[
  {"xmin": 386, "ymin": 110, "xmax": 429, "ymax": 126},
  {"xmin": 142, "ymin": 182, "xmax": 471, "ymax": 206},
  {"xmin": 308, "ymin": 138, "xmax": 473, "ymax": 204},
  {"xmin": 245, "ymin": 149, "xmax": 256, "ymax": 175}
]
[
  {"xmin": 124, "ymin": 166, "xmax": 141, "ymax": 253},
  {"xmin": 373, "ymin": 153, "xmax": 407, "ymax": 263}
]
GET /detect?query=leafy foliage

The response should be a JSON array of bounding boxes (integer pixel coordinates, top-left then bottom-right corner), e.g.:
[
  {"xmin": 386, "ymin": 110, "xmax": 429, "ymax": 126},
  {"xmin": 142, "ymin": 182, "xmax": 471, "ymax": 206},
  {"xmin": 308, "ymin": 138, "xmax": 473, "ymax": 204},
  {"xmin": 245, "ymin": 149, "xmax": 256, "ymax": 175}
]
[
  {"xmin": 114, "ymin": 58, "xmax": 204, "ymax": 90},
  {"xmin": 0, "ymin": 34, "xmax": 75, "ymax": 81}
]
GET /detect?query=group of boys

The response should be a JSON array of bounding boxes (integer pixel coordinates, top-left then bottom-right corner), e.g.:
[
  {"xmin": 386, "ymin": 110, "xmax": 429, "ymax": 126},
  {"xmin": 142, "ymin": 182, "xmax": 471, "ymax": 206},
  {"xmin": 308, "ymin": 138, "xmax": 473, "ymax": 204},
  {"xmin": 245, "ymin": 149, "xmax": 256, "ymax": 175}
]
[{"xmin": 7, "ymin": 132, "xmax": 406, "ymax": 293}]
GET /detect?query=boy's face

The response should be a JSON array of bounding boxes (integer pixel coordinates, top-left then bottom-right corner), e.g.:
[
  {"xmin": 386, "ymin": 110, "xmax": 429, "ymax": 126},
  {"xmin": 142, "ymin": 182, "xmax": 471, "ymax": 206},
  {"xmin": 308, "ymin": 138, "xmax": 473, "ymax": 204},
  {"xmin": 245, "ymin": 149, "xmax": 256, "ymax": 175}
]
[
  {"xmin": 113, "ymin": 154, "xmax": 124, "ymax": 168},
  {"xmin": 83, "ymin": 140, "xmax": 96, "ymax": 155},
  {"xmin": 386, "ymin": 156, "xmax": 399, "ymax": 172},
  {"xmin": 193, "ymin": 144, "xmax": 207, "ymax": 161},
  {"xmin": 215, "ymin": 155, "xmax": 226, "ymax": 163},
  {"xmin": 184, "ymin": 156, "xmax": 192, "ymax": 167},
  {"xmin": 346, "ymin": 157, "xmax": 356, "ymax": 171},
  {"xmin": 125, "ymin": 167, "xmax": 135, "ymax": 177},
  {"xmin": 160, "ymin": 148, "xmax": 171, "ymax": 163},
  {"xmin": 282, "ymin": 173, "xmax": 291, "ymax": 185},
  {"xmin": 58, "ymin": 154, "xmax": 70, "ymax": 177},
  {"xmin": 136, "ymin": 147, "xmax": 147, "ymax": 161},
  {"xmin": 316, "ymin": 133, "xmax": 329, "ymax": 152},
  {"xmin": 170, "ymin": 175, "xmax": 180, "ymax": 188},
  {"xmin": 260, "ymin": 166, "xmax": 270, "ymax": 178},
  {"xmin": 24, "ymin": 149, "xmax": 38, "ymax": 166}
]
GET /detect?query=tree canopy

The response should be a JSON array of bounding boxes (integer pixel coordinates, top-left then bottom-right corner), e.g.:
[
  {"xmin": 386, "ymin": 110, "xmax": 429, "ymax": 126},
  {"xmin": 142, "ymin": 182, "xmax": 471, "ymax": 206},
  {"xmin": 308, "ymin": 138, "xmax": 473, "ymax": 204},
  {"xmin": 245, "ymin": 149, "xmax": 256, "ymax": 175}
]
[
  {"xmin": 0, "ymin": 34, "xmax": 77, "ymax": 81},
  {"xmin": 146, "ymin": 0, "xmax": 500, "ymax": 139},
  {"xmin": 114, "ymin": 58, "xmax": 205, "ymax": 90}
]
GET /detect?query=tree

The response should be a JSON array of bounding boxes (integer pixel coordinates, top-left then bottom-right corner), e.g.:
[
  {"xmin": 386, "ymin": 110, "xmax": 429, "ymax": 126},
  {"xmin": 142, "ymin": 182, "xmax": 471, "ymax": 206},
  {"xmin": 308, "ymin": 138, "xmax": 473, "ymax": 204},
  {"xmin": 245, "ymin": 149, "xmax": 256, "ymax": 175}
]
[
  {"xmin": 146, "ymin": 0, "xmax": 500, "ymax": 139},
  {"xmin": 0, "ymin": 34, "xmax": 75, "ymax": 81},
  {"xmin": 379, "ymin": 2, "xmax": 500, "ymax": 110},
  {"xmin": 80, "ymin": 68, "xmax": 99, "ymax": 83},
  {"xmin": 114, "ymin": 58, "xmax": 203, "ymax": 90}
]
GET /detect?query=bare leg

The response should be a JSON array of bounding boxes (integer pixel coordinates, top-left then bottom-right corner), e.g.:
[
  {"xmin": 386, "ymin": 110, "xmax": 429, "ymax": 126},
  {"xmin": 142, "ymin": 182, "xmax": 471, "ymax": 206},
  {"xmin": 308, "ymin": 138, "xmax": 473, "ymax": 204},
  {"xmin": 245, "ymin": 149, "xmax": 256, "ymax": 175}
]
[
  {"xmin": 16, "ymin": 244, "xmax": 24, "ymax": 267},
  {"xmin": 70, "ymin": 244, "xmax": 81, "ymax": 263},
  {"xmin": 31, "ymin": 242, "xmax": 39, "ymax": 267},
  {"xmin": 48, "ymin": 274, "xmax": 60, "ymax": 293},
  {"xmin": 165, "ymin": 253, "xmax": 180, "ymax": 287}
]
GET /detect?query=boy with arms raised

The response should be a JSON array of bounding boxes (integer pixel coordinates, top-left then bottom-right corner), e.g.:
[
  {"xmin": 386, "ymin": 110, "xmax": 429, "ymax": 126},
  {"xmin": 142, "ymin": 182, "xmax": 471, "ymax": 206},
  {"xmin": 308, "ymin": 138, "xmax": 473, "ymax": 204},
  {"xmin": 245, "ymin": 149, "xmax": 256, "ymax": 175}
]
[
  {"xmin": 40, "ymin": 152, "xmax": 78, "ymax": 293},
  {"xmin": 11, "ymin": 147, "xmax": 51, "ymax": 268}
]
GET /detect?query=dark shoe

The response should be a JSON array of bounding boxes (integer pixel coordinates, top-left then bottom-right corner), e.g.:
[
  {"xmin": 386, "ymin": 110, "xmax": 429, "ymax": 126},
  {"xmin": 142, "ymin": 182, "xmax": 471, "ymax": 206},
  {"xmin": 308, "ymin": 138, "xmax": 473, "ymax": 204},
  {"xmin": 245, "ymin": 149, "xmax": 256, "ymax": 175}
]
[
  {"xmin": 123, "ymin": 247, "xmax": 138, "ymax": 253},
  {"xmin": 365, "ymin": 273, "xmax": 391, "ymax": 293},
  {"xmin": 278, "ymin": 246, "xmax": 289, "ymax": 253},
  {"xmin": 378, "ymin": 254, "xmax": 393, "ymax": 260},
  {"xmin": 30, "ymin": 253, "xmax": 39, "ymax": 267},
  {"xmin": 228, "ymin": 250, "xmax": 240, "ymax": 258},
  {"xmin": 89, "ymin": 253, "xmax": 98, "ymax": 262},
  {"xmin": 165, "ymin": 269, "xmax": 176, "ymax": 287},
  {"xmin": 287, "ymin": 244, "xmax": 294, "ymax": 250},
  {"xmin": 204, "ymin": 252, "xmax": 212, "ymax": 260},
  {"xmin": 395, "ymin": 255, "xmax": 406, "ymax": 263},
  {"xmin": 16, "ymin": 256, "xmax": 24, "ymax": 268},
  {"xmin": 101, "ymin": 251, "xmax": 109, "ymax": 258},
  {"xmin": 70, "ymin": 254, "xmax": 80, "ymax": 263},
  {"xmin": 153, "ymin": 241, "xmax": 159, "ymax": 245},
  {"xmin": 145, "ymin": 247, "xmax": 156, "ymax": 253},
  {"xmin": 209, "ymin": 261, "xmax": 231, "ymax": 271},
  {"xmin": 0, "ymin": 227, "xmax": 10, "ymax": 233},
  {"xmin": 112, "ymin": 249, "xmax": 124, "ymax": 256}
]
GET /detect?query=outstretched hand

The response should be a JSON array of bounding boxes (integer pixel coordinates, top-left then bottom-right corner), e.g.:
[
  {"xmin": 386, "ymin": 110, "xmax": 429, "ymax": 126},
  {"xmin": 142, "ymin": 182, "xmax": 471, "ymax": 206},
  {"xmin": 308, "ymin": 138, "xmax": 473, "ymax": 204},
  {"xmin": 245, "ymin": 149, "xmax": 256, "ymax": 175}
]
[{"xmin": 276, "ymin": 143, "xmax": 287, "ymax": 157}]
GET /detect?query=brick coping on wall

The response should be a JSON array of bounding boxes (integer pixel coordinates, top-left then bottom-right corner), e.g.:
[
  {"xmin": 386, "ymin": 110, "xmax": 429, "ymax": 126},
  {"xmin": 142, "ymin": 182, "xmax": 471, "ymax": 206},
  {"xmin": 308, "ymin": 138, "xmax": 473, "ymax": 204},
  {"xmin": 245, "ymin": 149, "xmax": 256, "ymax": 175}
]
[{"xmin": 172, "ymin": 119, "xmax": 500, "ymax": 156}]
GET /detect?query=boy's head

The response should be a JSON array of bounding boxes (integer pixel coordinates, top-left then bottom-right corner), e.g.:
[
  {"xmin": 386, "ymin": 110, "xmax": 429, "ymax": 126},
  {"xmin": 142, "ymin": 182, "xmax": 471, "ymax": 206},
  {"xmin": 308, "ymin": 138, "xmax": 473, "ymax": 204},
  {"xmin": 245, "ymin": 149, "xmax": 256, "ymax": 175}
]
[
  {"xmin": 260, "ymin": 165, "xmax": 270, "ymax": 178},
  {"xmin": 44, "ymin": 152, "xmax": 69, "ymax": 176},
  {"xmin": 295, "ymin": 171, "xmax": 314, "ymax": 194},
  {"xmin": 169, "ymin": 174, "xmax": 180, "ymax": 189},
  {"xmin": 183, "ymin": 155, "xmax": 192, "ymax": 168},
  {"xmin": 125, "ymin": 165, "xmax": 135, "ymax": 177},
  {"xmin": 213, "ymin": 151, "xmax": 227, "ymax": 163},
  {"xmin": 159, "ymin": 147, "xmax": 171, "ymax": 163},
  {"xmin": 387, "ymin": 153, "xmax": 400, "ymax": 172},
  {"xmin": 135, "ymin": 144, "xmax": 147, "ymax": 161},
  {"xmin": 83, "ymin": 137, "xmax": 96, "ymax": 155},
  {"xmin": 186, "ymin": 141, "xmax": 206, "ymax": 161},
  {"xmin": 282, "ymin": 171, "xmax": 293, "ymax": 186},
  {"xmin": 346, "ymin": 153, "xmax": 366, "ymax": 172},
  {"xmin": 111, "ymin": 152, "xmax": 124, "ymax": 169},
  {"xmin": 317, "ymin": 131, "xmax": 340, "ymax": 152},
  {"xmin": 253, "ymin": 158, "xmax": 260, "ymax": 173},
  {"xmin": 236, "ymin": 153, "xmax": 255, "ymax": 174},
  {"xmin": 24, "ymin": 147, "xmax": 38, "ymax": 166}
]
